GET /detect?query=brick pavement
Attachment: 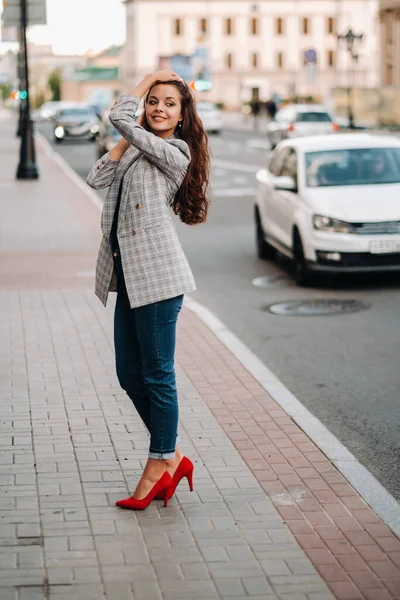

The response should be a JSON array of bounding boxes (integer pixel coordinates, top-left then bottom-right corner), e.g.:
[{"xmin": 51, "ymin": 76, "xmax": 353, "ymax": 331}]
[{"xmin": 0, "ymin": 113, "xmax": 399, "ymax": 600}]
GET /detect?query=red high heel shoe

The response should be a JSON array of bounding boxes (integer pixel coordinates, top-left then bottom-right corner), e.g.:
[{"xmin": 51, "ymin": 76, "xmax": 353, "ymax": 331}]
[
  {"xmin": 156, "ymin": 456, "xmax": 194, "ymax": 500},
  {"xmin": 116, "ymin": 471, "xmax": 172, "ymax": 510}
]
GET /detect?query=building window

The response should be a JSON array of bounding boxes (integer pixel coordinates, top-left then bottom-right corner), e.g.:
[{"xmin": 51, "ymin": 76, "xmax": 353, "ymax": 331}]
[
  {"xmin": 174, "ymin": 18, "xmax": 182, "ymax": 36},
  {"xmin": 225, "ymin": 52, "xmax": 233, "ymax": 69},
  {"xmin": 200, "ymin": 18, "xmax": 207, "ymax": 34},
  {"xmin": 276, "ymin": 18, "xmax": 284, "ymax": 36},
  {"xmin": 225, "ymin": 18, "xmax": 233, "ymax": 36},
  {"xmin": 327, "ymin": 50, "xmax": 336, "ymax": 68},
  {"xmin": 302, "ymin": 17, "xmax": 310, "ymax": 35},
  {"xmin": 250, "ymin": 17, "xmax": 259, "ymax": 35},
  {"xmin": 251, "ymin": 52, "xmax": 259, "ymax": 68},
  {"xmin": 327, "ymin": 17, "xmax": 336, "ymax": 34},
  {"xmin": 277, "ymin": 51, "xmax": 284, "ymax": 69}
]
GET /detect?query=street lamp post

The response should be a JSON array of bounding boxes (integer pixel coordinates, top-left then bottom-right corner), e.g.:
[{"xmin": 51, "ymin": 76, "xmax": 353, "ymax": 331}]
[
  {"xmin": 337, "ymin": 28, "xmax": 364, "ymax": 130},
  {"xmin": 17, "ymin": 0, "xmax": 39, "ymax": 179},
  {"xmin": 16, "ymin": 24, "xmax": 23, "ymax": 137}
]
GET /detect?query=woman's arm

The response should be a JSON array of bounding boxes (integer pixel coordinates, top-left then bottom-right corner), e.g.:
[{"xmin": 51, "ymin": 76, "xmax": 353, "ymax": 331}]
[
  {"xmin": 86, "ymin": 138, "xmax": 130, "ymax": 190},
  {"xmin": 109, "ymin": 72, "xmax": 190, "ymax": 184},
  {"xmin": 109, "ymin": 136, "xmax": 130, "ymax": 161}
]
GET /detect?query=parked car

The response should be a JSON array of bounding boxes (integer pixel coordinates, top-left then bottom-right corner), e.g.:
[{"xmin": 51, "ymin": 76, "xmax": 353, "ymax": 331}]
[
  {"xmin": 95, "ymin": 111, "xmax": 122, "ymax": 159},
  {"xmin": 34, "ymin": 101, "xmax": 66, "ymax": 122},
  {"xmin": 52, "ymin": 104, "xmax": 100, "ymax": 143},
  {"xmin": 196, "ymin": 101, "xmax": 222, "ymax": 135},
  {"xmin": 254, "ymin": 134, "xmax": 400, "ymax": 285},
  {"xmin": 266, "ymin": 104, "xmax": 338, "ymax": 149}
]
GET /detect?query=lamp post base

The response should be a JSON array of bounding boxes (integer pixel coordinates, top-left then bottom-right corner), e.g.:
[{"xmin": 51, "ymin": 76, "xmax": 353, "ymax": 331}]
[
  {"xmin": 16, "ymin": 162, "xmax": 39, "ymax": 179},
  {"xmin": 16, "ymin": 116, "xmax": 39, "ymax": 180}
]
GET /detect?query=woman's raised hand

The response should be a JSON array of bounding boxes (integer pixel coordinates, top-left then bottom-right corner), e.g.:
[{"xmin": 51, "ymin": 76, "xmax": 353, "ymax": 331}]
[
  {"xmin": 128, "ymin": 70, "xmax": 184, "ymax": 101},
  {"xmin": 151, "ymin": 70, "xmax": 183, "ymax": 83}
]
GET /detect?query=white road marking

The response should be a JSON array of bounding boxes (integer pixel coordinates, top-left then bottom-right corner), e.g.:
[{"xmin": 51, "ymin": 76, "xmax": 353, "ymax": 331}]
[
  {"xmin": 213, "ymin": 168, "xmax": 228, "ymax": 176},
  {"xmin": 232, "ymin": 175, "xmax": 248, "ymax": 185},
  {"xmin": 213, "ymin": 187, "xmax": 255, "ymax": 197},
  {"xmin": 213, "ymin": 159, "xmax": 260, "ymax": 173},
  {"xmin": 246, "ymin": 138, "xmax": 271, "ymax": 150}
]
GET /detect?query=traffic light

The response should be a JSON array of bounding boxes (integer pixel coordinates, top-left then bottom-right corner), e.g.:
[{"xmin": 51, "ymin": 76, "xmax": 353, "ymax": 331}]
[
  {"xmin": 188, "ymin": 80, "xmax": 212, "ymax": 91},
  {"xmin": 9, "ymin": 90, "xmax": 27, "ymax": 100},
  {"xmin": 193, "ymin": 80, "xmax": 212, "ymax": 91}
]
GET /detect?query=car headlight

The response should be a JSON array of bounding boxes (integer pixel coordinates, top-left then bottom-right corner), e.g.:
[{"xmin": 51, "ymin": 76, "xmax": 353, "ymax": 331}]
[
  {"xmin": 54, "ymin": 126, "xmax": 64, "ymax": 138},
  {"xmin": 313, "ymin": 215, "xmax": 355, "ymax": 233},
  {"xmin": 90, "ymin": 124, "xmax": 99, "ymax": 134}
]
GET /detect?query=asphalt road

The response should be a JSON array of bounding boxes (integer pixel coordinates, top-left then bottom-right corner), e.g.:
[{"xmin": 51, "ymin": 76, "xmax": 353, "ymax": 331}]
[{"xmin": 37, "ymin": 122, "xmax": 400, "ymax": 502}]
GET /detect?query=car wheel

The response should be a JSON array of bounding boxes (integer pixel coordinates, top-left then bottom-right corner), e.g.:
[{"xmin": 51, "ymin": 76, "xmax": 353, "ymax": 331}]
[
  {"xmin": 255, "ymin": 206, "xmax": 275, "ymax": 260},
  {"xmin": 293, "ymin": 231, "xmax": 313, "ymax": 286}
]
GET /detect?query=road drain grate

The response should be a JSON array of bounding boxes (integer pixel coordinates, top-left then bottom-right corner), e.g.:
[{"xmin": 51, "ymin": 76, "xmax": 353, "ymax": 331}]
[{"xmin": 265, "ymin": 299, "xmax": 370, "ymax": 316}]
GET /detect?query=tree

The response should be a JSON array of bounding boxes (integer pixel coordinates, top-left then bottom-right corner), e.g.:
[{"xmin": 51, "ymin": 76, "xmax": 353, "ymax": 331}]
[
  {"xmin": 0, "ymin": 83, "xmax": 12, "ymax": 104},
  {"xmin": 48, "ymin": 68, "xmax": 62, "ymax": 101},
  {"xmin": 32, "ymin": 90, "xmax": 46, "ymax": 109}
]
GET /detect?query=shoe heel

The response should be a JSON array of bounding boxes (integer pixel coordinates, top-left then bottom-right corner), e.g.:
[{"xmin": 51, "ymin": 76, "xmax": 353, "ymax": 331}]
[
  {"xmin": 164, "ymin": 490, "xmax": 169, "ymax": 507},
  {"xmin": 187, "ymin": 469, "xmax": 194, "ymax": 492}
]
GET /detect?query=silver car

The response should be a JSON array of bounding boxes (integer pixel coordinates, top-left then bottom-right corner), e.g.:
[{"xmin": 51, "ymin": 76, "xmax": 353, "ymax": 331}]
[
  {"xmin": 52, "ymin": 104, "xmax": 100, "ymax": 143},
  {"xmin": 266, "ymin": 104, "xmax": 338, "ymax": 149},
  {"xmin": 196, "ymin": 101, "xmax": 222, "ymax": 135}
]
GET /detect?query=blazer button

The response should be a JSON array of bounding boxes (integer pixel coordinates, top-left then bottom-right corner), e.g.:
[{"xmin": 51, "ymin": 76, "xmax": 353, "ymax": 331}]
[
  {"xmin": 136, "ymin": 203, "xmax": 142, "ymax": 209},
  {"xmin": 102, "ymin": 160, "xmax": 106, "ymax": 164},
  {"xmin": 97, "ymin": 165, "xmax": 101, "ymax": 169},
  {"xmin": 132, "ymin": 229, "xmax": 136, "ymax": 235}
]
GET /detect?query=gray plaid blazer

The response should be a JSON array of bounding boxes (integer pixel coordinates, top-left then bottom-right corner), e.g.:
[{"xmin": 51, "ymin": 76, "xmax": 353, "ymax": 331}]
[{"xmin": 86, "ymin": 94, "xmax": 196, "ymax": 308}]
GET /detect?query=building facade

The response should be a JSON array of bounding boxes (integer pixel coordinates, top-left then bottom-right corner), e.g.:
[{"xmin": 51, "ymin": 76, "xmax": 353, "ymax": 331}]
[
  {"xmin": 121, "ymin": 0, "xmax": 379, "ymax": 109},
  {"xmin": 380, "ymin": 0, "xmax": 400, "ymax": 84}
]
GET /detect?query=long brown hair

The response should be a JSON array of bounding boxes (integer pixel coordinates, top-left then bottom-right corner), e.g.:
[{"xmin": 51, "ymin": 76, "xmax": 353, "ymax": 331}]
[{"xmin": 142, "ymin": 80, "xmax": 210, "ymax": 225}]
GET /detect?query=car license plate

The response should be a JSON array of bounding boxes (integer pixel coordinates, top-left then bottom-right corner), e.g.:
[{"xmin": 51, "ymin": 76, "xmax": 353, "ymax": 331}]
[{"xmin": 369, "ymin": 240, "xmax": 400, "ymax": 254}]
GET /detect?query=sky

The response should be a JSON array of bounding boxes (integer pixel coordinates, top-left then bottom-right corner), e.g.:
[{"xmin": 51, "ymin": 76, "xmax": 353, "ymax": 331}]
[{"xmin": 0, "ymin": 0, "xmax": 126, "ymax": 55}]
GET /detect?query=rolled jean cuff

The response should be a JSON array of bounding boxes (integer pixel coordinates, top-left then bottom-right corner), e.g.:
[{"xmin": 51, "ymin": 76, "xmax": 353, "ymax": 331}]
[{"xmin": 148, "ymin": 450, "xmax": 175, "ymax": 460}]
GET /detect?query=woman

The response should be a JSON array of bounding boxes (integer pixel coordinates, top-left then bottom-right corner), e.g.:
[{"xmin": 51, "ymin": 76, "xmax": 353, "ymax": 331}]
[{"xmin": 86, "ymin": 70, "xmax": 210, "ymax": 509}]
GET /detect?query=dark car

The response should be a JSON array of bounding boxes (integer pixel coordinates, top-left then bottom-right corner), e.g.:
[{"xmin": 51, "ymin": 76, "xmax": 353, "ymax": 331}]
[
  {"xmin": 52, "ymin": 104, "xmax": 100, "ymax": 143},
  {"xmin": 95, "ymin": 111, "xmax": 122, "ymax": 158}
]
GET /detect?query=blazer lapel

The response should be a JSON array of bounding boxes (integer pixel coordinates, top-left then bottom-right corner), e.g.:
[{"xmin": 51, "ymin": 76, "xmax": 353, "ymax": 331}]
[{"xmin": 101, "ymin": 145, "xmax": 140, "ymax": 237}]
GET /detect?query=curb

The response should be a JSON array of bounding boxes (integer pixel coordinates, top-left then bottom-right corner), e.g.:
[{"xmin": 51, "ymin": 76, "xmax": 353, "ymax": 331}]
[
  {"xmin": 184, "ymin": 296, "xmax": 400, "ymax": 538},
  {"xmin": 38, "ymin": 128, "xmax": 400, "ymax": 540}
]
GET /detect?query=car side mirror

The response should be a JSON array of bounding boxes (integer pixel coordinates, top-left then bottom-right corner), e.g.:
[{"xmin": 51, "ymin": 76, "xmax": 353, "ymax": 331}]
[{"xmin": 273, "ymin": 175, "xmax": 297, "ymax": 192}]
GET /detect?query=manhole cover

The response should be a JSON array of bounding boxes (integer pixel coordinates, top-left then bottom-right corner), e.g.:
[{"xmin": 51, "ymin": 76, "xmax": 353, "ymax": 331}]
[
  {"xmin": 252, "ymin": 275, "xmax": 293, "ymax": 289},
  {"xmin": 266, "ymin": 299, "xmax": 369, "ymax": 316}
]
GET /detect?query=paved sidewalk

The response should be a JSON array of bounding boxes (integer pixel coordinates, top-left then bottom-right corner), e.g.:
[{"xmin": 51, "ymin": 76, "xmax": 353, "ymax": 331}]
[{"xmin": 1, "ymin": 114, "xmax": 400, "ymax": 600}]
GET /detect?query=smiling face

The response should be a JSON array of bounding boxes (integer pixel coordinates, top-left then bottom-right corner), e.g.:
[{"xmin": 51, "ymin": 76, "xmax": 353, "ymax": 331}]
[{"xmin": 145, "ymin": 84, "xmax": 183, "ymax": 139}]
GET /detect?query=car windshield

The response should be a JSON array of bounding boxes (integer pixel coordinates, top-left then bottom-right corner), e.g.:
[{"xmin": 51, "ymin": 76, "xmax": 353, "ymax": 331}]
[
  {"xmin": 296, "ymin": 112, "xmax": 331, "ymax": 123},
  {"xmin": 58, "ymin": 109, "xmax": 91, "ymax": 118},
  {"xmin": 305, "ymin": 147, "xmax": 400, "ymax": 187}
]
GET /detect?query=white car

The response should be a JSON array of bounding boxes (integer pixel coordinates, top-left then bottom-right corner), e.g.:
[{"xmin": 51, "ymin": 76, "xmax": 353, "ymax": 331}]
[
  {"xmin": 266, "ymin": 104, "xmax": 338, "ymax": 149},
  {"xmin": 255, "ymin": 134, "xmax": 400, "ymax": 285},
  {"xmin": 35, "ymin": 101, "xmax": 67, "ymax": 122},
  {"xmin": 196, "ymin": 101, "xmax": 222, "ymax": 135}
]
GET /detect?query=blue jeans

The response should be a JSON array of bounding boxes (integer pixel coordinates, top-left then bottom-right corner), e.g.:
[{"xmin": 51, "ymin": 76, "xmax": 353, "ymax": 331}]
[{"xmin": 113, "ymin": 251, "xmax": 183, "ymax": 459}]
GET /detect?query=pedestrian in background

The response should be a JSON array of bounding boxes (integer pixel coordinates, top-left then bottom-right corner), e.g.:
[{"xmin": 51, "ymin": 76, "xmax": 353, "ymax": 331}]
[{"xmin": 86, "ymin": 70, "xmax": 210, "ymax": 510}]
